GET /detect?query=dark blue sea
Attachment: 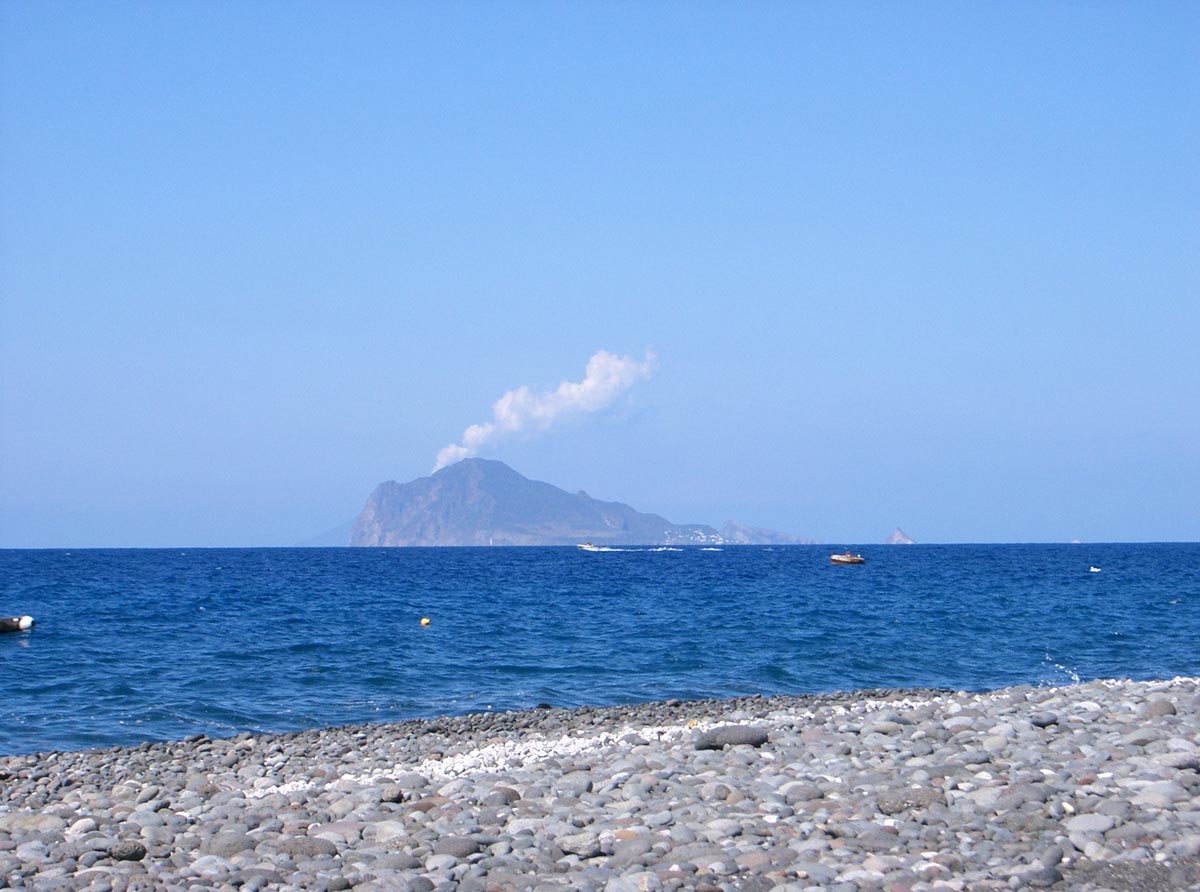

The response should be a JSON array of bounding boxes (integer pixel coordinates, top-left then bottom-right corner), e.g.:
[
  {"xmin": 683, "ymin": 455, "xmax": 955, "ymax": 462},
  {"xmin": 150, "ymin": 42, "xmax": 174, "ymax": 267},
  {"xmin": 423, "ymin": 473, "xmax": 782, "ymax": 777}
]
[{"xmin": 2, "ymin": 544, "xmax": 1197, "ymax": 756}]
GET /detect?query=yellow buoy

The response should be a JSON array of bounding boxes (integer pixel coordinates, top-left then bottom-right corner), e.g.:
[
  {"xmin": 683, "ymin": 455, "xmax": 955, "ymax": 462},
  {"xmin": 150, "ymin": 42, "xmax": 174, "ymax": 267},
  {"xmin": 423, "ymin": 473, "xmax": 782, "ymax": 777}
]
[{"xmin": 420, "ymin": 616, "xmax": 431, "ymax": 626}]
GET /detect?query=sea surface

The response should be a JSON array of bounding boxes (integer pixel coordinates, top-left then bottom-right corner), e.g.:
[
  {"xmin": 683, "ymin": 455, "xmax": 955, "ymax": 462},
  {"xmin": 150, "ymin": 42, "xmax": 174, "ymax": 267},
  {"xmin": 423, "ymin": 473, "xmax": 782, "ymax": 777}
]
[{"xmin": 1, "ymin": 543, "xmax": 1197, "ymax": 756}]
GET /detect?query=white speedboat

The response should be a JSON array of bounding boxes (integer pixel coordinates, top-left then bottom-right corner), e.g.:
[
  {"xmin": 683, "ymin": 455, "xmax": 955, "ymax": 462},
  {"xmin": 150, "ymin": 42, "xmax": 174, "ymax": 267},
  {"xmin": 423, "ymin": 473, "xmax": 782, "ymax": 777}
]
[{"xmin": 830, "ymin": 551, "xmax": 865, "ymax": 565}]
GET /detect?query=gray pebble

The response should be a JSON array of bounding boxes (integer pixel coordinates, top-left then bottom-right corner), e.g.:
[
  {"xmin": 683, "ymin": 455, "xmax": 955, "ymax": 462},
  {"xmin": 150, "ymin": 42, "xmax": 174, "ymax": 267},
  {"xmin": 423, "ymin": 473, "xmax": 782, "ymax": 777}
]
[
  {"xmin": 204, "ymin": 831, "xmax": 257, "ymax": 857},
  {"xmin": 694, "ymin": 725, "xmax": 769, "ymax": 750},
  {"xmin": 433, "ymin": 836, "xmax": 481, "ymax": 858},
  {"xmin": 108, "ymin": 840, "xmax": 147, "ymax": 861}
]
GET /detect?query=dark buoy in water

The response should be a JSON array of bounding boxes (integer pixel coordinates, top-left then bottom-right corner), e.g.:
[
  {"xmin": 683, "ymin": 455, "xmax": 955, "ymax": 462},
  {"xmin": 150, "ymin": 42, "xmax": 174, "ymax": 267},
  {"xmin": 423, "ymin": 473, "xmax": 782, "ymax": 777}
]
[{"xmin": 1, "ymin": 615, "xmax": 34, "ymax": 633}]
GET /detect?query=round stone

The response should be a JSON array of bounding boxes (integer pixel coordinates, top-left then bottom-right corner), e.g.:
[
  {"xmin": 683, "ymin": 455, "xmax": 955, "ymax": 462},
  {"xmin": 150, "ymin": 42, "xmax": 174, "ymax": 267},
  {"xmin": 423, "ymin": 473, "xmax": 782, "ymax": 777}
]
[{"xmin": 109, "ymin": 840, "xmax": 148, "ymax": 862}]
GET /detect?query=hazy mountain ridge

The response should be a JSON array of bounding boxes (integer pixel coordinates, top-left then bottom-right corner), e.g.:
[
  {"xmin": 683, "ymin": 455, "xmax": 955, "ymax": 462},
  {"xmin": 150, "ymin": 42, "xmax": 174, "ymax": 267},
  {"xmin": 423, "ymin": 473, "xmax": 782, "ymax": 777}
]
[
  {"xmin": 716, "ymin": 521, "xmax": 814, "ymax": 546},
  {"xmin": 349, "ymin": 459, "xmax": 809, "ymax": 547}
]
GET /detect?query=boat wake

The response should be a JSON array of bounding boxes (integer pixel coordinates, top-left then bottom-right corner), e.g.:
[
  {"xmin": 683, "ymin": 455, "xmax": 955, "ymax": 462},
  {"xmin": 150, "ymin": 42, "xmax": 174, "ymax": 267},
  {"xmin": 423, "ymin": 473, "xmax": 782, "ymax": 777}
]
[{"xmin": 577, "ymin": 544, "xmax": 686, "ymax": 553}]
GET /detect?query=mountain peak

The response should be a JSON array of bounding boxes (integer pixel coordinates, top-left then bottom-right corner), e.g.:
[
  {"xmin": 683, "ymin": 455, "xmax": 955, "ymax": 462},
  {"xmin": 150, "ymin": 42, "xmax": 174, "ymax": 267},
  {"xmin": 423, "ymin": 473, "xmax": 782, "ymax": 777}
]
[
  {"xmin": 434, "ymin": 456, "xmax": 514, "ymax": 474},
  {"xmin": 885, "ymin": 527, "xmax": 916, "ymax": 545}
]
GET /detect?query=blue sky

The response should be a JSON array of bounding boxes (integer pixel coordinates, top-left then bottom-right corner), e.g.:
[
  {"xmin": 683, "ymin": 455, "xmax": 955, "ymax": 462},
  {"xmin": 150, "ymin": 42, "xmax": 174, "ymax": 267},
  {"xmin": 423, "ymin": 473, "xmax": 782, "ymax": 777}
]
[{"xmin": 2, "ymin": 3, "xmax": 1197, "ymax": 547}]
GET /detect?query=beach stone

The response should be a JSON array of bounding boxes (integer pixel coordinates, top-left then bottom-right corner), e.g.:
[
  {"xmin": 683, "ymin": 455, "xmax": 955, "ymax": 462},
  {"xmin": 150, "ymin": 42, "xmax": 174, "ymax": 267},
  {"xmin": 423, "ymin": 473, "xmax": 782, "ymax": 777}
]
[
  {"xmin": 864, "ymin": 720, "xmax": 904, "ymax": 735},
  {"xmin": 555, "ymin": 771, "xmax": 594, "ymax": 796},
  {"xmin": 327, "ymin": 797, "xmax": 361, "ymax": 819},
  {"xmin": 72, "ymin": 870, "xmax": 113, "ymax": 890},
  {"xmin": 205, "ymin": 831, "xmax": 257, "ymax": 857},
  {"xmin": 613, "ymin": 834, "xmax": 654, "ymax": 862},
  {"xmin": 643, "ymin": 809, "xmax": 672, "ymax": 827},
  {"xmin": 706, "ymin": 817, "xmax": 744, "ymax": 839},
  {"xmin": 1066, "ymin": 814, "xmax": 1115, "ymax": 835},
  {"xmin": 377, "ymin": 784, "xmax": 405, "ymax": 803},
  {"xmin": 778, "ymin": 780, "xmax": 823, "ymax": 803},
  {"xmin": 433, "ymin": 836, "xmax": 481, "ymax": 858},
  {"xmin": 795, "ymin": 860, "xmax": 839, "ymax": 884},
  {"xmin": 1158, "ymin": 751, "xmax": 1200, "ymax": 771},
  {"xmin": 108, "ymin": 839, "xmax": 147, "ymax": 861},
  {"xmin": 242, "ymin": 875, "xmax": 277, "ymax": 892},
  {"xmin": 942, "ymin": 715, "xmax": 976, "ymax": 733},
  {"xmin": 559, "ymin": 831, "xmax": 602, "ymax": 858},
  {"xmin": 876, "ymin": 787, "xmax": 944, "ymax": 815},
  {"xmin": 507, "ymin": 817, "xmax": 546, "ymax": 834},
  {"xmin": 605, "ymin": 871, "xmax": 663, "ymax": 892},
  {"xmin": 484, "ymin": 785, "xmax": 522, "ymax": 806},
  {"xmin": 134, "ymin": 784, "xmax": 160, "ymax": 804},
  {"xmin": 735, "ymin": 849, "xmax": 774, "ymax": 869},
  {"xmin": 408, "ymin": 796, "xmax": 444, "ymax": 813},
  {"xmin": 694, "ymin": 725, "xmax": 769, "ymax": 750},
  {"xmin": 82, "ymin": 833, "xmax": 118, "ymax": 851},
  {"xmin": 955, "ymin": 748, "xmax": 991, "ymax": 766},
  {"xmin": 1141, "ymin": 699, "xmax": 1177, "ymax": 717},
  {"xmin": 1123, "ymin": 728, "xmax": 1165, "ymax": 747},
  {"xmin": 1167, "ymin": 834, "xmax": 1200, "ymax": 857},
  {"xmin": 371, "ymin": 819, "xmax": 407, "ymax": 843},
  {"xmin": 391, "ymin": 770, "xmax": 427, "ymax": 788},
  {"xmin": 1134, "ymin": 780, "xmax": 1191, "ymax": 807},
  {"xmin": 191, "ymin": 853, "xmax": 234, "ymax": 876},
  {"xmin": 68, "ymin": 817, "xmax": 98, "ymax": 836},
  {"xmin": 1015, "ymin": 864, "xmax": 1063, "ymax": 887},
  {"xmin": 273, "ymin": 835, "xmax": 339, "ymax": 857},
  {"xmin": 0, "ymin": 814, "xmax": 67, "ymax": 833},
  {"xmin": 959, "ymin": 785, "xmax": 1006, "ymax": 810},
  {"xmin": 982, "ymin": 734, "xmax": 1009, "ymax": 752},
  {"xmin": 130, "ymin": 807, "xmax": 167, "ymax": 828},
  {"xmin": 425, "ymin": 852, "xmax": 459, "ymax": 871},
  {"xmin": 15, "ymin": 840, "xmax": 47, "ymax": 861}
]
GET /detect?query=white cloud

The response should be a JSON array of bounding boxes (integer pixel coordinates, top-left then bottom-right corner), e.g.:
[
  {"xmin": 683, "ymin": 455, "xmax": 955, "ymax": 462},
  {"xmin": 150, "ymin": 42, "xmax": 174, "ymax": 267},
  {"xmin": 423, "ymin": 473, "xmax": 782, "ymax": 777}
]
[{"xmin": 433, "ymin": 350, "xmax": 656, "ymax": 471}]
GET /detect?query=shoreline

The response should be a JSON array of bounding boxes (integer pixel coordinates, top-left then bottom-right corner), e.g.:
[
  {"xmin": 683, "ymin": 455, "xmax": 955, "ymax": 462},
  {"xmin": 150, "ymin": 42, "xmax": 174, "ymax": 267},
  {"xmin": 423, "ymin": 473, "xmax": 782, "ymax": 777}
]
[{"xmin": 3, "ymin": 678, "xmax": 1199, "ymax": 890}]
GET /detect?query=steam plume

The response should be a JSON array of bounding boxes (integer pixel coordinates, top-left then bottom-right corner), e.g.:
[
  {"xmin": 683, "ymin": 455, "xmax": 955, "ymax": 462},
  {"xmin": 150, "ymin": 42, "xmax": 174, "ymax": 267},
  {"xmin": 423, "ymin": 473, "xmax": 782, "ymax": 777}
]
[{"xmin": 434, "ymin": 350, "xmax": 655, "ymax": 471}]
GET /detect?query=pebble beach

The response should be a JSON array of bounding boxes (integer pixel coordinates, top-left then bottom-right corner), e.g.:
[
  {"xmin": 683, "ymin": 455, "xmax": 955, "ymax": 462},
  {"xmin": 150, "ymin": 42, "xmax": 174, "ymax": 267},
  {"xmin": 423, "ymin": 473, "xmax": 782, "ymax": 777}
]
[{"xmin": 3, "ymin": 678, "xmax": 1199, "ymax": 892}]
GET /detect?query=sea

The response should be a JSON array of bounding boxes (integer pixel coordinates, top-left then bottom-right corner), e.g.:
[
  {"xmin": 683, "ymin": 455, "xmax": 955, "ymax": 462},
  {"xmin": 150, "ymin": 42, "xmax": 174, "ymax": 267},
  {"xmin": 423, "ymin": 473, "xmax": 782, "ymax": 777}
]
[{"xmin": 1, "ymin": 543, "xmax": 1197, "ymax": 756}]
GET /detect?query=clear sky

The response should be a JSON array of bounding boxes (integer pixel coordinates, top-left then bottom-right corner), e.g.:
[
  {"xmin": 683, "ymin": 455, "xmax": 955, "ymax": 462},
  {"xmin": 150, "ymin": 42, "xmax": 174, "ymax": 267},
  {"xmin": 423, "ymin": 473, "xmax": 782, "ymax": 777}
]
[{"xmin": 2, "ymin": 3, "xmax": 1197, "ymax": 547}]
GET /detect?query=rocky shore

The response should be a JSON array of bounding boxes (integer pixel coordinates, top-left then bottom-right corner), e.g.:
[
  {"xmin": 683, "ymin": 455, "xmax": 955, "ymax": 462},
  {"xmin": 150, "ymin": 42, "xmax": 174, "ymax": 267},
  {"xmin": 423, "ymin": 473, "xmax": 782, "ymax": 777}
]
[{"xmin": 3, "ymin": 678, "xmax": 1199, "ymax": 892}]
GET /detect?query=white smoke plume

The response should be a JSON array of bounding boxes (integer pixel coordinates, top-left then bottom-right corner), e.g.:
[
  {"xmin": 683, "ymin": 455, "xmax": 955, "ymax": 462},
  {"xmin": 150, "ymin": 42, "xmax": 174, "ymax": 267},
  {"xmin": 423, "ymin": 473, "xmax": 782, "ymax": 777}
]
[{"xmin": 434, "ymin": 350, "xmax": 656, "ymax": 472}]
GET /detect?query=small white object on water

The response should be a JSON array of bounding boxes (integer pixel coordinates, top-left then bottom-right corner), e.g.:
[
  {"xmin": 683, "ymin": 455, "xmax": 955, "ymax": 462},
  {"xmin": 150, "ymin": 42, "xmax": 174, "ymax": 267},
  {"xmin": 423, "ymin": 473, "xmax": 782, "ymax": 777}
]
[{"xmin": 1089, "ymin": 566, "xmax": 1102, "ymax": 573}]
